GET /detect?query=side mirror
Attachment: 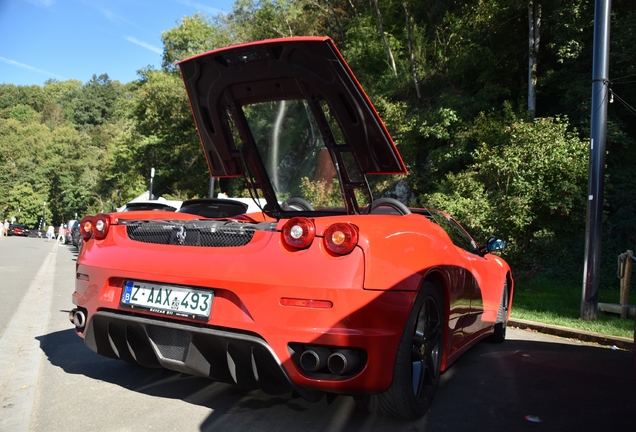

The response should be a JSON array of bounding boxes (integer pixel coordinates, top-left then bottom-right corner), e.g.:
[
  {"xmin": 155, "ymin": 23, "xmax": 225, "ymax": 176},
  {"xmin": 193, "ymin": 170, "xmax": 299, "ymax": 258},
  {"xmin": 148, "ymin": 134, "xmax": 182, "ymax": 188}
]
[{"xmin": 486, "ymin": 237, "xmax": 507, "ymax": 252}]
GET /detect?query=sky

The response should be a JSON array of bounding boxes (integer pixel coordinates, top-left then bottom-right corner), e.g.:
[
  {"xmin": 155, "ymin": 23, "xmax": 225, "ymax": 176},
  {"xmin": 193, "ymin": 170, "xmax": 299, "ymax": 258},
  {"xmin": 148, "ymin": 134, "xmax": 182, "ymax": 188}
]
[{"xmin": 0, "ymin": 0, "xmax": 235, "ymax": 87}]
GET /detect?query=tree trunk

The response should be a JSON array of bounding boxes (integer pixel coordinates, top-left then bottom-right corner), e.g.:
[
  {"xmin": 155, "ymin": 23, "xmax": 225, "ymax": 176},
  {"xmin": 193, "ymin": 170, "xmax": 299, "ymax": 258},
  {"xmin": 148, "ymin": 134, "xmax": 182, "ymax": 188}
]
[
  {"xmin": 325, "ymin": 0, "xmax": 345, "ymax": 41},
  {"xmin": 404, "ymin": 2, "xmax": 420, "ymax": 98},
  {"xmin": 347, "ymin": 0, "xmax": 359, "ymax": 18},
  {"xmin": 373, "ymin": 0, "xmax": 397, "ymax": 76},
  {"xmin": 528, "ymin": 0, "xmax": 541, "ymax": 118}
]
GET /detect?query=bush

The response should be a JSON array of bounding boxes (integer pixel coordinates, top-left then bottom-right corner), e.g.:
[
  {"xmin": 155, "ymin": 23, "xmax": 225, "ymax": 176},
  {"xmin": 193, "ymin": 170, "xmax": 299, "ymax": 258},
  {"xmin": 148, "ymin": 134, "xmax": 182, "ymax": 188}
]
[{"xmin": 422, "ymin": 113, "xmax": 589, "ymax": 275}]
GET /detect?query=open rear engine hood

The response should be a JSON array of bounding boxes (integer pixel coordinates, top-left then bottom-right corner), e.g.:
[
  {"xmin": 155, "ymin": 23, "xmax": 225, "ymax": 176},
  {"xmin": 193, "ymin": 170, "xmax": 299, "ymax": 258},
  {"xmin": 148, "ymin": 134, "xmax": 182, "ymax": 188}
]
[{"xmin": 178, "ymin": 37, "xmax": 407, "ymax": 179}]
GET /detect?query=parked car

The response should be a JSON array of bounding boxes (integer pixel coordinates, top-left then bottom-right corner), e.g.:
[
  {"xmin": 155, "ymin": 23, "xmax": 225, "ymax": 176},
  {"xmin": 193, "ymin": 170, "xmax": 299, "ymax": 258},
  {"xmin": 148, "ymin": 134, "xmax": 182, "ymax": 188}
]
[
  {"xmin": 65, "ymin": 219, "xmax": 78, "ymax": 244},
  {"xmin": 69, "ymin": 220, "xmax": 81, "ymax": 248},
  {"xmin": 70, "ymin": 37, "xmax": 513, "ymax": 420},
  {"xmin": 8, "ymin": 224, "xmax": 30, "ymax": 237},
  {"xmin": 177, "ymin": 198, "xmax": 248, "ymax": 219},
  {"xmin": 117, "ymin": 196, "xmax": 182, "ymax": 212},
  {"xmin": 121, "ymin": 202, "xmax": 178, "ymax": 212}
]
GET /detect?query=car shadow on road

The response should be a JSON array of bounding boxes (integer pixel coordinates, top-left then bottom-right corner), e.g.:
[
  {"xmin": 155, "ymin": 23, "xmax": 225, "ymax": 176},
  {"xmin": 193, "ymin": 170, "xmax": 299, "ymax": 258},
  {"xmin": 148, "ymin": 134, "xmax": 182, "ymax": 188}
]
[{"xmin": 37, "ymin": 328, "xmax": 636, "ymax": 432}]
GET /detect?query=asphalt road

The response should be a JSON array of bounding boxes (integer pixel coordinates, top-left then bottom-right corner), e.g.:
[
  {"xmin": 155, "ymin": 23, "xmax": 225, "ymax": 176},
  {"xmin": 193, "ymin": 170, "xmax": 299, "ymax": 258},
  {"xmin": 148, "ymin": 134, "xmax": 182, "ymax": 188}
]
[{"xmin": 0, "ymin": 236, "xmax": 634, "ymax": 431}]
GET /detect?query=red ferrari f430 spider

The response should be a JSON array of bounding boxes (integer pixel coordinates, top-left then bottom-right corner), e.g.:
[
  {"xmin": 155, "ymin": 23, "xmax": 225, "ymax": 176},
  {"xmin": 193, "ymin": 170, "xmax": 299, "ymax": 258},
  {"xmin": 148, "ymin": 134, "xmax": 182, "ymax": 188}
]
[{"xmin": 71, "ymin": 36, "xmax": 513, "ymax": 420}]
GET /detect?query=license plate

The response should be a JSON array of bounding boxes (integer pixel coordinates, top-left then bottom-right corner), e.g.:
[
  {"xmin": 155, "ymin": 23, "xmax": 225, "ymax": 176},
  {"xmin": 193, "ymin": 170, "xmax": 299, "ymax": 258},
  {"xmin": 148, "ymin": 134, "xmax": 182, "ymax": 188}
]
[{"xmin": 121, "ymin": 280, "xmax": 213, "ymax": 321}]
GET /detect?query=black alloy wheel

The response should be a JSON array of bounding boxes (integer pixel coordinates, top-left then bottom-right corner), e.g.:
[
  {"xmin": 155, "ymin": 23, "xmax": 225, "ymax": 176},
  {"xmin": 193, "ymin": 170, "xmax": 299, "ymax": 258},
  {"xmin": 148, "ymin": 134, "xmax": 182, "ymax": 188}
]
[
  {"xmin": 410, "ymin": 290, "xmax": 443, "ymax": 403},
  {"xmin": 355, "ymin": 281, "xmax": 443, "ymax": 420}
]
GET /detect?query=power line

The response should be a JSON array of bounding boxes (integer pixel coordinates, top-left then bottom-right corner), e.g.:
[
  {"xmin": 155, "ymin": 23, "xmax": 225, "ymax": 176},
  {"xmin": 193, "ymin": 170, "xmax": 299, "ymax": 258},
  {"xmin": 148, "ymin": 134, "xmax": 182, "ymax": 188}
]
[{"xmin": 609, "ymin": 90, "xmax": 636, "ymax": 117}]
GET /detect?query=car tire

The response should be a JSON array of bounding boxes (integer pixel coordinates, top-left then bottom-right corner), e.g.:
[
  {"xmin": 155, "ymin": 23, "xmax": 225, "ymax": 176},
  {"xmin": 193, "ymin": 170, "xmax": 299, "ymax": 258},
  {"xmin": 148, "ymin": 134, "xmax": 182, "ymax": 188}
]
[
  {"xmin": 489, "ymin": 281, "xmax": 509, "ymax": 343},
  {"xmin": 354, "ymin": 281, "xmax": 443, "ymax": 420}
]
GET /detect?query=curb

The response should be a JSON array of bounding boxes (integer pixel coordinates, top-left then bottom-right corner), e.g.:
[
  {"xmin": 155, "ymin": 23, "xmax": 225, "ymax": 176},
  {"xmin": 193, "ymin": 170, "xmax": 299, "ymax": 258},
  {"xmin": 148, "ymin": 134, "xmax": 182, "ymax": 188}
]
[{"xmin": 509, "ymin": 318, "xmax": 634, "ymax": 352}]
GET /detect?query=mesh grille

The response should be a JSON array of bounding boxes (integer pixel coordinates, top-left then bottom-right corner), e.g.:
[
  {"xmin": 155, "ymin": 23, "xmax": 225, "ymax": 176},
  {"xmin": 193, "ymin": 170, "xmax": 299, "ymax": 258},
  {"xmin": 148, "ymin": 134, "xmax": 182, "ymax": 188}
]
[
  {"xmin": 148, "ymin": 325, "xmax": 190, "ymax": 362},
  {"xmin": 125, "ymin": 221, "xmax": 256, "ymax": 247}
]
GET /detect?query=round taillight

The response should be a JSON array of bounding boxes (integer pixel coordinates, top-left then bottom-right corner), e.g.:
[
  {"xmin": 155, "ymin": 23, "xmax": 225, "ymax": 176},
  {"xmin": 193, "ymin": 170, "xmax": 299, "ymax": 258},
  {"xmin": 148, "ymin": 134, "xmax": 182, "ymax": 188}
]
[
  {"xmin": 93, "ymin": 214, "xmax": 111, "ymax": 240},
  {"xmin": 79, "ymin": 216, "xmax": 94, "ymax": 241},
  {"xmin": 323, "ymin": 223, "xmax": 359, "ymax": 255},
  {"xmin": 282, "ymin": 217, "xmax": 315, "ymax": 250}
]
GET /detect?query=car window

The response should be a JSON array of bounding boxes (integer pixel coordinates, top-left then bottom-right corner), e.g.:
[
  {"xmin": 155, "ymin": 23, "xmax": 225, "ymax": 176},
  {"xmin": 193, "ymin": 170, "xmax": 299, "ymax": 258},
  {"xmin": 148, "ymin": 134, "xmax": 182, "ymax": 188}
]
[
  {"xmin": 429, "ymin": 210, "xmax": 479, "ymax": 254},
  {"xmin": 242, "ymin": 99, "xmax": 346, "ymax": 209}
]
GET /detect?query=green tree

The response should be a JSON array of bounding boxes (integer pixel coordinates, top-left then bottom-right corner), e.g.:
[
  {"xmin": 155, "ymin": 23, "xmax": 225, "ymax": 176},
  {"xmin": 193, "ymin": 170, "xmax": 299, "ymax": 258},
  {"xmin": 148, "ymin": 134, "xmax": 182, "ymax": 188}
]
[
  {"xmin": 9, "ymin": 104, "xmax": 40, "ymax": 124},
  {"xmin": 161, "ymin": 13, "xmax": 219, "ymax": 72},
  {"xmin": 6, "ymin": 183, "xmax": 46, "ymax": 227},
  {"xmin": 127, "ymin": 68, "xmax": 207, "ymax": 198},
  {"xmin": 221, "ymin": 0, "xmax": 323, "ymax": 43},
  {"xmin": 73, "ymin": 74, "xmax": 122, "ymax": 127},
  {"xmin": 42, "ymin": 79, "xmax": 83, "ymax": 125},
  {"xmin": 0, "ymin": 84, "xmax": 21, "ymax": 110},
  {"xmin": 423, "ymin": 114, "xmax": 588, "ymax": 275},
  {"xmin": 0, "ymin": 118, "xmax": 52, "ymax": 194}
]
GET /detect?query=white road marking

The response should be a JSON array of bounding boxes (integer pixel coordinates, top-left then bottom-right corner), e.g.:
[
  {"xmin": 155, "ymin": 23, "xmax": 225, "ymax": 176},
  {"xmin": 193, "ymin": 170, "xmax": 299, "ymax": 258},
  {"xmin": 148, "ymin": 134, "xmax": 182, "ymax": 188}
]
[{"xmin": 0, "ymin": 245, "xmax": 57, "ymax": 431}]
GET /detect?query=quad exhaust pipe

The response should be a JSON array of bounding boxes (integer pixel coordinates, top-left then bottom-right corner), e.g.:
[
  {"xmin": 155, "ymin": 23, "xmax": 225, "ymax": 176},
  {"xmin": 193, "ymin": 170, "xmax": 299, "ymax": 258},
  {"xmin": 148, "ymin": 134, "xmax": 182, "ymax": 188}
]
[
  {"xmin": 69, "ymin": 308, "xmax": 86, "ymax": 329},
  {"xmin": 299, "ymin": 347, "xmax": 331, "ymax": 372},
  {"xmin": 327, "ymin": 350, "xmax": 359, "ymax": 375},
  {"xmin": 299, "ymin": 347, "xmax": 360, "ymax": 375}
]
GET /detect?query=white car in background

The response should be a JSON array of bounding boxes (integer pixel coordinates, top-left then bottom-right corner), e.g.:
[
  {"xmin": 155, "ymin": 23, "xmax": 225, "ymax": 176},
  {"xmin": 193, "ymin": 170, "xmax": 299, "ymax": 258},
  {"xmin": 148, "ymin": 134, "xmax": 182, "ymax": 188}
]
[{"xmin": 117, "ymin": 197, "xmax": 183, "ymax": 212}]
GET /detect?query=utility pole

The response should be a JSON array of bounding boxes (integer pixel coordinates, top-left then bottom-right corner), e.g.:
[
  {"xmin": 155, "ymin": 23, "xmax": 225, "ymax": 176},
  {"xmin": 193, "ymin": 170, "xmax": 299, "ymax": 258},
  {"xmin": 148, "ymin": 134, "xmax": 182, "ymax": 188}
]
[
  {"xmin": 149, "ymin": 167, "xmax": 155, "ymax": 200},
  {"xmin": 40, "ymin": 201, "xmax": 46, "ymax": 231},
  {"xmin": 528, "ymin": 0, "xmax": 541, "ymax": 118},
  {"xmin": 581, "ymin": 0, "xmax": 612, "ymax": 320},
  {"xmin": 208, "ymin": 177, "xmax": 215, "ymax": 198}
]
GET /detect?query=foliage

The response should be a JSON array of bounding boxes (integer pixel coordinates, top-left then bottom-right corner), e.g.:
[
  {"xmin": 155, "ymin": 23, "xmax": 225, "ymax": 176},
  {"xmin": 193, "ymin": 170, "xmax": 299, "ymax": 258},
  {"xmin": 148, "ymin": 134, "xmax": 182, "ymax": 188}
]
[
  {"xmin": 161, "ymin": 13, "xmax": 219, "ymax": 71},
  {"xmin": 42, "ymin": 79, "xmax": 82, "ymax": 124},
  {"xmin": 0, "ymin": 117, "xmax": 84, "ymax": 225},
  {"xmin": 300, "ymin": 177, "xmax": 342, "ymax": 208},
  {"xmin": 221, "ymin": 0, "xmax": 322, "ymax": 42},
  {"xmin": 423, "ymin": 114, "xmax": 589, "ymax": 275},
  {"xmin": 128, "ymin": 68, "xmax": 208, "ymax": 198},
  {"xmin": 5, "ymin": 182, "xmax": 47, "ymax": 227},
  {"xmin": 9, "ymin": 104, "xmax": 40, "ymax": 124},
  {"xmin": 72, "ymin": 74, "xmax": 123, "ymax": 127}
]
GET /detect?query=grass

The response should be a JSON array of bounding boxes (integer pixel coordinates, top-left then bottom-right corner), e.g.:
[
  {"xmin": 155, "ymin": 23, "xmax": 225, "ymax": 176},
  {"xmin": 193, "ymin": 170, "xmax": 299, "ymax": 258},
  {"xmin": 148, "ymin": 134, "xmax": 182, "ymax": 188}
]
[{"xmin": 510, "ymin": 280, "xmax": 636, "ymax": 339}]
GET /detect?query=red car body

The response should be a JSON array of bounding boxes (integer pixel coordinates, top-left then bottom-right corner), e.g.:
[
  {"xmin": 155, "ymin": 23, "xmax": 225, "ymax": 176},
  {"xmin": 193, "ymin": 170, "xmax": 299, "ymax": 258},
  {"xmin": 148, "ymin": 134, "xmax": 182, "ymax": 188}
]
[
  {"xmin": 71, "ymin": 37, "xmax": 513, "ymax": 419},
  {"xmin": 9, "ymin": 224, "xmax": 29, "ymax": 236}
]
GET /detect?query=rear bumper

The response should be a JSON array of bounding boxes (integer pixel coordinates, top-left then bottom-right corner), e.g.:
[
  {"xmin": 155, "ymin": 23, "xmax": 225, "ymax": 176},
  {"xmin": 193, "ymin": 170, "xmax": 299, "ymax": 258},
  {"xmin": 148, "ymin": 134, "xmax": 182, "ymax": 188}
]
[
  {"xmin": 84, "ymin": 310, "xmax": 320, "ymax": 399},
  {"xmin": 73, "ymin": 228, "xmax": 416, "ymax": 396}
]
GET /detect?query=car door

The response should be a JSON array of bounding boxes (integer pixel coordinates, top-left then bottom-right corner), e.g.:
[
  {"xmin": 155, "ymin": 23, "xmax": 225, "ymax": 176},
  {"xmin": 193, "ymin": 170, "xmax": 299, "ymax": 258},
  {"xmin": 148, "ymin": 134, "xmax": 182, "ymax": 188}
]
[
  {"xmin": 446, "ymin": 217, "xmax": 504, "ymax": 338},
  {"xmin": 464, "ymin": 244, "xmax": 507, "ymax": 334},
  {"xmin": 428, "ymin": 211, "xmax": 480, "ymax": 353}
]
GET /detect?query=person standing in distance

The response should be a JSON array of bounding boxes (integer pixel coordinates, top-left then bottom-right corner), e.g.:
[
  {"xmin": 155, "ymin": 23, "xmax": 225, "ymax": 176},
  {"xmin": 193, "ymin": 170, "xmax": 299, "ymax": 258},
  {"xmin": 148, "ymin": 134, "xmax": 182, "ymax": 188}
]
[{"xmin": 57, "ymin": 223, "xmax": 65, "ymax": 244}]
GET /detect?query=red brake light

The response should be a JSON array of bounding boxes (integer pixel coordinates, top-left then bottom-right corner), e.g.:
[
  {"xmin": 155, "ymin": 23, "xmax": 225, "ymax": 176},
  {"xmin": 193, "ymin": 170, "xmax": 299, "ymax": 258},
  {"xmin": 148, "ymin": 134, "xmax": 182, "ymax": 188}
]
[
  {"xmin": 79, "ymin": 216, "xmax": 94, "ymax": 241},
  {"xmin": 282, "ymin": 217, "xmax": 315, "ymax": 250},
  {"xmin": 93, "ymin": 214, "xmax": 112, "ymax": 240},
  {"xmin": 323, "ymin": 223, "xmax": 359, "ymax": 255}
]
